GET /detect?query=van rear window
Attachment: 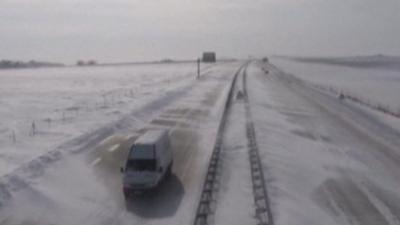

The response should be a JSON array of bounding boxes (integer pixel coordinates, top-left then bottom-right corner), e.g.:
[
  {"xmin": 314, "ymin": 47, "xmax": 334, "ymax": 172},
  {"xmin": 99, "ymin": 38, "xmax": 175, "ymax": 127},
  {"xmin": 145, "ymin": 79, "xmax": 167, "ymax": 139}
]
[{"xmin": 129, "ymin": 144, "xmax": 155, "ymax": 159}]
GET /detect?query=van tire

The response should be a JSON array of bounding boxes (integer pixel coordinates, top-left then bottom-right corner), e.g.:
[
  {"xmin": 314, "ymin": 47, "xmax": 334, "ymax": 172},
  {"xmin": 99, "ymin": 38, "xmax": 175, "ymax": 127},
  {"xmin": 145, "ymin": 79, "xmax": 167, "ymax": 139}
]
[{"xmin": 124, "ymin": 192, "xmax": 130, "ymax": 201}]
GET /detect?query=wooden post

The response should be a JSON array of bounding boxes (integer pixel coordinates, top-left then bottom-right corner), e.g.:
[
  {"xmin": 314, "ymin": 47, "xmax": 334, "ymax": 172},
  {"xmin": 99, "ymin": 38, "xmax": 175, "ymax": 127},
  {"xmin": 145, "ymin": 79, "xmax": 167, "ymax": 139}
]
[
  {"xmin": 12, "ymin": 130, "xmax": 16, "ymax": 143},
  {"xmin": 197, "ymin": 58, "xmax": 200, "ymax": 79},
  {"xmin": 31, "ymin": 121, "xmax": 36, "ymax": 136}
]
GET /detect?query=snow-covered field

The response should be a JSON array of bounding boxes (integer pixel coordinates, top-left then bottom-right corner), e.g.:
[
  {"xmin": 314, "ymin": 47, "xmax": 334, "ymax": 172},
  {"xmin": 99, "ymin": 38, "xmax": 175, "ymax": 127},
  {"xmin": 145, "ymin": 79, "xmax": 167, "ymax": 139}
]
[
  {"xmin": 271, "ymin": 56, "xmax": 400, "ymax": 113},
  {"xmin": 0, "ymin": 63, "xmax": 200, "ymax": 176}
]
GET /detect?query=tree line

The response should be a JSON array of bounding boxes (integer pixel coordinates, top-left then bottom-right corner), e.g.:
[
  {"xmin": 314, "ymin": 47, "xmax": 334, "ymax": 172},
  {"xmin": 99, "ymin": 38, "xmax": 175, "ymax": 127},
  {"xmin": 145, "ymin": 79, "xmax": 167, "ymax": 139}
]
[{"xmin": 0, "ymin": 60, "xmax": 64, "ymax": 69}]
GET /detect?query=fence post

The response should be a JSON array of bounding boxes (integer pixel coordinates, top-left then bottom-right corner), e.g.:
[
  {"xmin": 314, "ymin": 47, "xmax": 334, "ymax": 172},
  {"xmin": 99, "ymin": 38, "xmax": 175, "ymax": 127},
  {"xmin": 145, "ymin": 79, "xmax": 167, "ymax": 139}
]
[
  {"xmin": 31, "ymin": 121, "xmax": 36, "ymax": 136},
  {"xmin": 197, "ymin": 58, "xmax": 200, "ymax": 79},
  {"xmin": 12, "ymin": 130, "xmax": 16, "ymax": 143}
]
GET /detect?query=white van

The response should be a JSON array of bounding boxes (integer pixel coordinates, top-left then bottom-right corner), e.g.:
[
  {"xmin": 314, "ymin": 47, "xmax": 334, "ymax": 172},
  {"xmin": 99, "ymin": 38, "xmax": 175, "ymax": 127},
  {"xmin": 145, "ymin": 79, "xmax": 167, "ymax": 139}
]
[{"xmin": 120, "ymin": 129, "xmax": 173, "ymax": 196}]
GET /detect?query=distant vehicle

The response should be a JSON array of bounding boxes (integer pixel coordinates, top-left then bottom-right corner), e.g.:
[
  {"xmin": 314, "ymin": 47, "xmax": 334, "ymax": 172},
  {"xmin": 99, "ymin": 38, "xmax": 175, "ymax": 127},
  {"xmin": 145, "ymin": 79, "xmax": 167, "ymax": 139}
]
[
  {"xmin": 236, "ymin": 90, "xmax": 244, "ymax": 100},
  {"xmin": 120, "ymin": 129, "xmax": 173, "ymax": 196},
  {"xmin": 202, "ymin": 52, "xmax": 216, "ymax": 63},
  {"xmin": 262, "ymin": 57, "xmax": 269, "ymax": 63}
]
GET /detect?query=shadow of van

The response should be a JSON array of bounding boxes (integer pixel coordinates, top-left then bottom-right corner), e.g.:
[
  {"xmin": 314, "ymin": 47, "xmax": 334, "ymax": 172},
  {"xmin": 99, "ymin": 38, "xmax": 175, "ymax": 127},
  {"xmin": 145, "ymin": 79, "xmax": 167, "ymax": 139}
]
[{"xmin": 125, "ymin": 174, "xmax": 184, "ymax": 218}]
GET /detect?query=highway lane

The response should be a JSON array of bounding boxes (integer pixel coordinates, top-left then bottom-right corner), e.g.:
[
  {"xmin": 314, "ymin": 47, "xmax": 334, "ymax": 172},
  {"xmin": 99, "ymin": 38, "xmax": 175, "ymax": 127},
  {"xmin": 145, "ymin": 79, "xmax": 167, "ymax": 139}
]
[{"xmin": 83, "ymin": 64, "xmax": 241, "ymax": 225}]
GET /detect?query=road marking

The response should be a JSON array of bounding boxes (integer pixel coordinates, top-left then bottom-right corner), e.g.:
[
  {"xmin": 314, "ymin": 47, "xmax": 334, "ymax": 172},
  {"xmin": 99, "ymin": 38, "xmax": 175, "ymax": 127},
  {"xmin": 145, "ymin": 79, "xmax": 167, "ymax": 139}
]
[
  {"xmin": 99, "ymin": 135, "xmax": 115, "ymax": 146},
  {"xmin": 90, "ymin": 157, "xmax": 101, "ymax": 166},
  {"xmin": 108, "ymin": 144, "xmax": 120, "ymax": 152},
  {"xmin": 124, "ymin": 135, "xmax": 134, "ymax": 140}
]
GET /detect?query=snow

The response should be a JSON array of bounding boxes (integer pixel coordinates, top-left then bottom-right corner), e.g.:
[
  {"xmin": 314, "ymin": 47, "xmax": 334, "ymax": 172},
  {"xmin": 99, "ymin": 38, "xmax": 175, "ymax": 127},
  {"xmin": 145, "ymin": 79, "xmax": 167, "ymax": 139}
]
[
  {"xmin": 247, "ymin": 61, "xmax": 400, "ymax": 225},
  {"xmin": 2, "ymin": 58, "xmax": 400, "ymax": 225},
  {"xmin": 271, "ymin": 55, "xmax": 400, "ymax": 143},
  {"xmin": 0, "ymin": 63, "xmax": 198, "ymax": 176},
  {"xmin": 271, "ymin": 56, "xmax": 400, "ymax": 113},
  {"xmin": 214, "ymin": 72, "xmax": 257, "ymax": 225},
  {"xmin": 350, "ymin": 101, "xmax": 400, "ymax": 134},
  {"xmin": 0, "ymin": 61, "xmax": 243, "ymax": 225},
  {"xmin": 0, "ymin": 156, "xmax": 114, "ymax": 225},
  {"xmin": 248, "ymin": 65, "xmax": 338, "ymax": 225}
]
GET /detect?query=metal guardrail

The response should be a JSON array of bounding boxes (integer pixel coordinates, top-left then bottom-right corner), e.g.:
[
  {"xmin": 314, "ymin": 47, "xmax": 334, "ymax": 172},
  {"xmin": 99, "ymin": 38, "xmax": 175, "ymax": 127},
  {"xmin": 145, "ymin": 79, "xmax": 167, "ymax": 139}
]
[
  {"xmin": 243, "ymin": 64, "xmax": 273, "ymax": 225},
  {"xmin": 193, "ymin": 63, "xmax": 247, "ymax": 225},
  {"xmin": 194, "ymin": 61, "xmax": 273, "ymax": 225}
]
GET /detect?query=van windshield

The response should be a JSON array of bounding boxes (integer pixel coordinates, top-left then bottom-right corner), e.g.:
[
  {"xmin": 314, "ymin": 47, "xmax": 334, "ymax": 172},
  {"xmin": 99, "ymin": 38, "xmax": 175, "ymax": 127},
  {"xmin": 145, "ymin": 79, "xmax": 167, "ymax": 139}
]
[{"xmin": 126, "ymin": 159, "xmax": 156, "ymax": 171}]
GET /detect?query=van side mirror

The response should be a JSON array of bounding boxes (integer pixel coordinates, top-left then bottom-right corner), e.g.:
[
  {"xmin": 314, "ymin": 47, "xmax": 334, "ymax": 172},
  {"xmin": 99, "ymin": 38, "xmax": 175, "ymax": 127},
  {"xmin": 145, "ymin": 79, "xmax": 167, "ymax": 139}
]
[{"xmin": 120, "ymin": 167, "xmax": 124, "ymax": 173}]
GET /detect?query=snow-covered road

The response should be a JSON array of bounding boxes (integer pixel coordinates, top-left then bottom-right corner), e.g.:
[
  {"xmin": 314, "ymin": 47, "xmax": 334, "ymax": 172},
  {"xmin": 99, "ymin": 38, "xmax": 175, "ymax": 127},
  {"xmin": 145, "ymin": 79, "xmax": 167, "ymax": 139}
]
[
  {"xmin": 1, "ymin": 60, "xmax": 400, "ymax": 225},
  {"xmin": 250, "ymin": 62, "xmax": 400, "ymax": 225}
]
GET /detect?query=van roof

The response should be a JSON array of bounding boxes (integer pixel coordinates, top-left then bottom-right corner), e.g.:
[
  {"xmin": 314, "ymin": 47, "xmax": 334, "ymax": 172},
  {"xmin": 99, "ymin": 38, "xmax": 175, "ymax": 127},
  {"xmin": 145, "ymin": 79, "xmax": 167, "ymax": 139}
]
[{"xmin": 135, "ymin": 129, "xmax": 168, "ymax": 145}]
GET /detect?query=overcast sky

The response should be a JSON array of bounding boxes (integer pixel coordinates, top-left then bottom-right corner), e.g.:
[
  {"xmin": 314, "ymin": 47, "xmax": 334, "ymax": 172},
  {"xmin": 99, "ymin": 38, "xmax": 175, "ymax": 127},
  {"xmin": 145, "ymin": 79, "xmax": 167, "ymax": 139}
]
[{"xmin": 1, "ymin": 0, "xmax": 400, "ymax": 64}]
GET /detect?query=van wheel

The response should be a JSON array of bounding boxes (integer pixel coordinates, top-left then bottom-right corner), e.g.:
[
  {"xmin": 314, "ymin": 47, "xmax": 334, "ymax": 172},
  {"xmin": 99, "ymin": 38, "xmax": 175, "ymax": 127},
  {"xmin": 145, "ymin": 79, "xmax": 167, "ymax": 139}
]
[{"xmin": 124, "ymin": 192, "xmax": 130, "ymax": 201}]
